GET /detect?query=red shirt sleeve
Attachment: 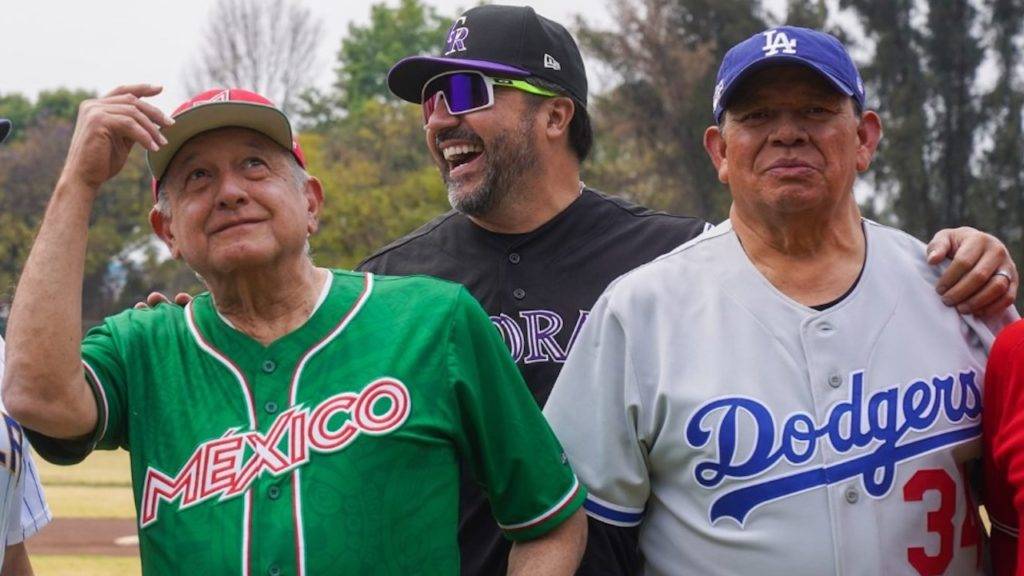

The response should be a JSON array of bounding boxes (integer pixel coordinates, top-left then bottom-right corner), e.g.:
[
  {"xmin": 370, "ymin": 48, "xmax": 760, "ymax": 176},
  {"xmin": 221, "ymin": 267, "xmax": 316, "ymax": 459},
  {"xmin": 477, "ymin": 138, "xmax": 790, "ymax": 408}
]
[{"xmin": 984, "ymin": 319, "xmax": 1024, "ymax": 576}]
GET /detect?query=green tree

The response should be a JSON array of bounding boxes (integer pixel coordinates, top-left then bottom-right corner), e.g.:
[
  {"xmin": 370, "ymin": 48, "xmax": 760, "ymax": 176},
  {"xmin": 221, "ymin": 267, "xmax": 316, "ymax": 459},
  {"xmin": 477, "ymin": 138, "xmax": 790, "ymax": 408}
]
[
  {"xmin": 577, "ymin": 0, "xmax": 766, "ymax": 221},
  {"xmin": 306, "ymin": 103, "xmax": 447, "ymax": 268},
  {"xmin": 0, "ymin": 90, "xmax": 191, "ymax": 328},
  {"xmin": 975, "ymin": 0, "xmax": 1024, "ymax": 275},
  {"xmin": 298, "ymin": 0, "xmax": 454, "ymax": 266},
  {"xmin": 334, "ymin": 0, "xmax": 450, "ymax": 115}
]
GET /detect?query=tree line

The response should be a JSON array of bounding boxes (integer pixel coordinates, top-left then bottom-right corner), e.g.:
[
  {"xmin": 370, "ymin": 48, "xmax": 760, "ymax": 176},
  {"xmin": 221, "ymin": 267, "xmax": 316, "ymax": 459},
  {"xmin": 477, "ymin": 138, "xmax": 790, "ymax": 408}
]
[{"xmin": 1, "ymin": 0, "xmax": 1022, "ymax": 328}]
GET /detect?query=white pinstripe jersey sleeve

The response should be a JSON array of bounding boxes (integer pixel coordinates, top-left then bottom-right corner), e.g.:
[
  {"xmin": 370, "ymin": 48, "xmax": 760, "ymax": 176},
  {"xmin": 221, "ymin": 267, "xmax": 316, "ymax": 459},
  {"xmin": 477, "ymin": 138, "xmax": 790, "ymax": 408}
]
[{"xmin": 0, "ymin": 337, "xmax": 52, "ymax": 545}]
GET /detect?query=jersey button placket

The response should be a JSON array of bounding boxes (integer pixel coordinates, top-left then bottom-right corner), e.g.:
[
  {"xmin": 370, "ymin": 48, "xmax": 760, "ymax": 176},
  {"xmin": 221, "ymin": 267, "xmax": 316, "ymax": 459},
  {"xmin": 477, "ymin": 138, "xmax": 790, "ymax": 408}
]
[{"xmin": 844, "ymin": 487, "xmax": 859, "ymax": 504}]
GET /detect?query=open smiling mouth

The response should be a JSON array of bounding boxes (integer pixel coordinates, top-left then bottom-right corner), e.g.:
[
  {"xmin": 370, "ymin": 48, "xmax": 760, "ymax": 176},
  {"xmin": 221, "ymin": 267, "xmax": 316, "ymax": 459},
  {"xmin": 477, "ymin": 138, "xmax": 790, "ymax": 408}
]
[{"xmin": 442, "ymin": 144, "xmax": 484, "ymax": 172}]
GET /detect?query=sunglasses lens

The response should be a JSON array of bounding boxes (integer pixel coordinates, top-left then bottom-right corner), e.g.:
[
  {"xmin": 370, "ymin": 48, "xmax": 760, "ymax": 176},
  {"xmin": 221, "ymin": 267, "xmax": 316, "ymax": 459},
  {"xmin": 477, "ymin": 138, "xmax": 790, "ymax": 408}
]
[{"xmin": 421, "ymin": 73, "xmax": 492, "ymax": 122}]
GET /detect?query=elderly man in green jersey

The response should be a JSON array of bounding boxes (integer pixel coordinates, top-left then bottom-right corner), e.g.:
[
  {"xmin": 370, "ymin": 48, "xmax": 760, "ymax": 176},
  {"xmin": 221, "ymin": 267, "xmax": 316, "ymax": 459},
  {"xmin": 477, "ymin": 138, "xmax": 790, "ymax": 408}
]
[{"xmin": 1, "ymin": 84, "xmax": 587, "ymax": 575}]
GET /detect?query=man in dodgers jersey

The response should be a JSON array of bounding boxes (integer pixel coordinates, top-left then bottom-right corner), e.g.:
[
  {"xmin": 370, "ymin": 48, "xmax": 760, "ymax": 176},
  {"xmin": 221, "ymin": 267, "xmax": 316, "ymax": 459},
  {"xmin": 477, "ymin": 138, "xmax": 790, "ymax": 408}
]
[
  {"xmin": 364, "ymin": 6, "xmax": 1019, "ymax": 575},
  {"xmin": 0, "ymin": 118, "xmax": 53, "ymax": 575},
  {"xmin": 1, "ymin": 87, "xmax": 586, "ymax": 575},
  {"xmin": 544, "ymin": 26, "xmax": 1019, "ymax": 576}
]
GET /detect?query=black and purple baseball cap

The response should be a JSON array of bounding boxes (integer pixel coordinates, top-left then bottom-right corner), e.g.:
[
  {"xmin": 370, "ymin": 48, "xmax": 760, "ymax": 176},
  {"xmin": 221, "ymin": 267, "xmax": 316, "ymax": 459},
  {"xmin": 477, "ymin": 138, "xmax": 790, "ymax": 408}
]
[
  {"xmin": 388, "ymin": 4, "xmax": 588, "ymax": 107},
  {"xmin": 0, "ymin": 119, "xmax": 11, "ymax": 144},
  {"xmin": 712, "ymin": 26, "xmax": 865, "ymax": 123}
]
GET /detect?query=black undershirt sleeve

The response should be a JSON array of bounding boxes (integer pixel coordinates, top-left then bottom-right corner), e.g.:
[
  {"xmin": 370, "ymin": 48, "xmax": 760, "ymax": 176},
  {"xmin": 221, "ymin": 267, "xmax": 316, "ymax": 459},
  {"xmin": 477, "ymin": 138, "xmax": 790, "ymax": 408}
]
[{"xmin": 575, "ymin": 518, "xmax": 642, "ymax": 576}]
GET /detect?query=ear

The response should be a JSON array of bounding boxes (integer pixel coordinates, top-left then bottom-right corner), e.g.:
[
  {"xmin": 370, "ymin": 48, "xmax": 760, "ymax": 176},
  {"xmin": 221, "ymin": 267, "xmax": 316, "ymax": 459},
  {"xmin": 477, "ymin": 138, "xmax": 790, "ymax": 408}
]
[
  {"xmin": 704, "ymin": 125, "xmax": 729, "ymax": 184},
  {"xmin": 150, "ymin": 207, "xmax": 182, "ymax": 260},
  {"xmin": 856, "ymin": 110, "xmax": 883, "ymax": 172},
  {"xmin": 543, "ymin": 96, "xmax": 574, "ymax": 141},
  {"xmin": 304, "ymin": 176, "xmax": 325, "ymax": 236}
]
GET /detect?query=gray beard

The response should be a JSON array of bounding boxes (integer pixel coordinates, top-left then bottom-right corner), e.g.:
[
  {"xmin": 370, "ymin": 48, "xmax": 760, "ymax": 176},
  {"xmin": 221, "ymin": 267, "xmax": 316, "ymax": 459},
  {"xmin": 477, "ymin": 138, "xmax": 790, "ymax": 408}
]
[{"xmin": 445, "ymin": 120, "xmax": 538, "ymax": 218}]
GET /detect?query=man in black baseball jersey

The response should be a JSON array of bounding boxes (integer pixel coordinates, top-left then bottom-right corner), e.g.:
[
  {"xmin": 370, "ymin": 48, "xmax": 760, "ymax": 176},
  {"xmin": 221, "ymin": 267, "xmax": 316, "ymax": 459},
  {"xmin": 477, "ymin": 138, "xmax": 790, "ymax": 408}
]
[{"xmin": 362, "ymin": 4, "xmax": 1018, "ymax": 575}]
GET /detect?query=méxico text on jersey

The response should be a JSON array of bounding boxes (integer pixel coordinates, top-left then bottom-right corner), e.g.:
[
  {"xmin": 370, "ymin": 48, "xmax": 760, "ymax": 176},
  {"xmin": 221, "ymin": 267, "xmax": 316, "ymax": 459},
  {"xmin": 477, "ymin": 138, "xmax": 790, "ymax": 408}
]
[{"xmin": 140, "ymin": 378, "xmax": 410, "ymax": 528}]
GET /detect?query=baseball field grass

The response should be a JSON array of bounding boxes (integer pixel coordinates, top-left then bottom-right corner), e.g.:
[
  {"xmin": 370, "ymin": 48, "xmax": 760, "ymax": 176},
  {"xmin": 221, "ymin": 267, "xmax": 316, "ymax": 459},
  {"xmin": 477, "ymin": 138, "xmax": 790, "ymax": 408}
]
[
  {"xmin": 29, "ymin": 448, "xmax": 140, "ymax": 575},
  {"xmin": 31, "ymin": 555, "xmax": 140, "ymax": 576}
]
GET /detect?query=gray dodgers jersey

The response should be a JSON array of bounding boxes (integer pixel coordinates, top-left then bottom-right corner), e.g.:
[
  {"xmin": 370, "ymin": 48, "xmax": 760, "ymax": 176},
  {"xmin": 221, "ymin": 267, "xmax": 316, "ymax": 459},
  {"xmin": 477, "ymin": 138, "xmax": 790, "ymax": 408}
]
[{"xmin": 545, "ymin": 219, "xmax": 1016, "ymax": 576}]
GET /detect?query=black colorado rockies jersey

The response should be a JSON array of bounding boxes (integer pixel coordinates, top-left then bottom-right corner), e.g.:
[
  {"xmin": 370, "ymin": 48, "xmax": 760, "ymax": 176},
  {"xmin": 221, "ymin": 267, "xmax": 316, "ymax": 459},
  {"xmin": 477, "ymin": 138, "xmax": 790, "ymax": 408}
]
[{"xmin": 358, "ymin": 188, "xmax": 708, "ymax": 576}]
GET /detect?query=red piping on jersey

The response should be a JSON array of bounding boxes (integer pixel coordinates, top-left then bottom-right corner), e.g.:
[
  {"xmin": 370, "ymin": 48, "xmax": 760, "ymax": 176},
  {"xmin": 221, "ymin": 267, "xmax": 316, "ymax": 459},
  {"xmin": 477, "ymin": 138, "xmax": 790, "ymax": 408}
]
[
  {"xmin": 185, "ymin": 301, "xmax": 259, "ymax": 576},
  {"xmin": 293, "ymin": 471, "xmax": 302, "ymax": 574},
  {"xmin": 287, "ymin": 272, "xmax": 374, "ymax": 576},
  {"xmin": 185, "ymin": 303, "xmax": 258, "ymax": 428},
  {"xmin": 245, "ymin": 490, "xmax": 252, "ymax": 576},
  {"xmin": 503, "ymin": 478, "xmax": 582, "ymax": 533}
]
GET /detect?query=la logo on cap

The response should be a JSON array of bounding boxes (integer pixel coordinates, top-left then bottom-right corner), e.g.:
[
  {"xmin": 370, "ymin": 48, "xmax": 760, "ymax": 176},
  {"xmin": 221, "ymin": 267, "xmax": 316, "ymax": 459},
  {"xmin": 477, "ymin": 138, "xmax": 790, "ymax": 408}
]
[
  {"xmin": 762, "ymin": 29, "xmax": 797, "ymax": 57},
  {"xmin": 445, "ymin": 16, "xmax": 469, "ymax": 56}
]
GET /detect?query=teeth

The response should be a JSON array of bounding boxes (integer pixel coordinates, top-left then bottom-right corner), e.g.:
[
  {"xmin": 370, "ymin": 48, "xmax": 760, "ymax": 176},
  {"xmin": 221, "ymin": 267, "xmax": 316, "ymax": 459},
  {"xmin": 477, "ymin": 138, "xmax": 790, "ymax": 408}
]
[{"xmin": 442, "ymin": 144, "xmax": 483, "ymax": 161}]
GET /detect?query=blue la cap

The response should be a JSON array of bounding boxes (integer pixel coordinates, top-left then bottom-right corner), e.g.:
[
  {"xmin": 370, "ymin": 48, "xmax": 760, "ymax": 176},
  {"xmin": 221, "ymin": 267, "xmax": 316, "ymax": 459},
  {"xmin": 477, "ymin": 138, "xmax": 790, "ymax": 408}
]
[{"xmin": 712, "ymin": 26, "xmax": 865, "ymax": 123}]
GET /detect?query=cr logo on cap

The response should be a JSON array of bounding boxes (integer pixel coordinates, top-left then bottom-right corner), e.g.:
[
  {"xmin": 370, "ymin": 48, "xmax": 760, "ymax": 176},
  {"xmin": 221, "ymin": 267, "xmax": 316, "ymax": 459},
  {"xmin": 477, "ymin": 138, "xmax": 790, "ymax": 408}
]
[
  {"xmin": 762, "ymin": 29, "xmax": 797, "ymax": 57},
  {"xmin": 445, "ymin": 16, "xmax": 469, "ymax": 56}
]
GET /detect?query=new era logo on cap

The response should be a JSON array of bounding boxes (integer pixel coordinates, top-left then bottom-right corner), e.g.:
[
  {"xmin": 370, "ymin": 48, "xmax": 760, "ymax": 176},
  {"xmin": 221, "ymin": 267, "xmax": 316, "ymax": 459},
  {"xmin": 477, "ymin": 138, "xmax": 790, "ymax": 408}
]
[
  {"xmin": 544, "ymin": 54, "xmax": 561, "ymax": 70},
  {"xmin": 712, "ymin": 26, "xmax": 866, "ymax": 123}
]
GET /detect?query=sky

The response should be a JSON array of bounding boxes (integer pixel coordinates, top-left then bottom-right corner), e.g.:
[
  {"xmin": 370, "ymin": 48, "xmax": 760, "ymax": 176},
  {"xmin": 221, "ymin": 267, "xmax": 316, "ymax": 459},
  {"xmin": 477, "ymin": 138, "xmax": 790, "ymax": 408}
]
[{"xmin": 0, "ymin": 0, "xmax": 616, "ymax": 112}]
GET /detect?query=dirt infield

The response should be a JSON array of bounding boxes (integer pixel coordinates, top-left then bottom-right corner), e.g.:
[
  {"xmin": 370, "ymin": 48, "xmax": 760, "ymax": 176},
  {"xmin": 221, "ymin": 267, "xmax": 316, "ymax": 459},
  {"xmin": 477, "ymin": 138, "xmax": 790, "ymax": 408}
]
[{"xmin": 28, "ymin": 518, "xmax": 138, "ymax": 557}]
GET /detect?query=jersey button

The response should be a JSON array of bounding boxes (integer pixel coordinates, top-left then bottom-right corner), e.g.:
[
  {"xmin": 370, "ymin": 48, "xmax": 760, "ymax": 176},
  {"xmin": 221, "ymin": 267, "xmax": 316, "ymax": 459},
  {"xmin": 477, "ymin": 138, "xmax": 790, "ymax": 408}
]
[
  {"xmin": 828, "ymin": 374, "xmax": 843, "ymax": 388},
  {"xmin": 268, "ymin": 486, "xmax": 281, "ymax": 500},
  {"xmin": 508, "ymin": 252, "xmax": 521, "ymax": 264},
  {"xmin": 513, "ymin": 288, "xmax": 526, "ymax": 300},
  {"xmin": 264, "ymin": 401, "xmax": 279, "ymax": 415},
  {"xmin": 268, "ymin": 566, "xmax": 282, "ymax": 576},
  {"xmin": 844, "ymin": 488, "xmax": 859, "ymax": 504},
  {"xmin": 262, "ymin": 360, "xmax": 276, "ymax": 373},
  {"xmin": 817, "ymin": 322, "xmax": 835, "ymax": 335}
]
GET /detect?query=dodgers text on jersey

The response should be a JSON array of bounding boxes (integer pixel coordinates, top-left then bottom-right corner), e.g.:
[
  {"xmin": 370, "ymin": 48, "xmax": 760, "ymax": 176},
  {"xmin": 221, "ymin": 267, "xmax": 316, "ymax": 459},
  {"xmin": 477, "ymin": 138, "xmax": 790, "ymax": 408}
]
[{"xmin": 685, "ymin": 369, "xmax": 982, "ymax": 525}]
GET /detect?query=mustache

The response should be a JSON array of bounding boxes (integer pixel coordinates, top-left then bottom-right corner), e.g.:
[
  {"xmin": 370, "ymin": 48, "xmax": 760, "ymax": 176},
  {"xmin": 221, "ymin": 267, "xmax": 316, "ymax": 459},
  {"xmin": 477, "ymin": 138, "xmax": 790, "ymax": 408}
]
[{"xmin": 435, "ymin": 126, "xmax": 484, "ymax": 148}]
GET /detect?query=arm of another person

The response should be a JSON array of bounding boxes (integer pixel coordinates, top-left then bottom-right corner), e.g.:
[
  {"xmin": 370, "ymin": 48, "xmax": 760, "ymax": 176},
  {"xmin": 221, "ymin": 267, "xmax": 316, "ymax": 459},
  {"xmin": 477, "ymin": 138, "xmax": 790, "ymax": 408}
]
[
  {"xmin": 445, "ymin": 288, "xmax": 588, "ymax": 575},
  {"xmin": 2, "ymin": 85, "xmax": 171, "ymax": 439},
  {"xmin": 544, "ymin": 290, "xmax": 652, "ymax": 576},
  {"xmin": 927, "ymin": 227, "xmax": 1018, "ymax": 317},
  {"xmin": 507, "ymin": 508, "xmax": 587, "ymax": 576},
  {"xmin": 1, "ymin": 543, "xmax": 31, "ymax": 576}
]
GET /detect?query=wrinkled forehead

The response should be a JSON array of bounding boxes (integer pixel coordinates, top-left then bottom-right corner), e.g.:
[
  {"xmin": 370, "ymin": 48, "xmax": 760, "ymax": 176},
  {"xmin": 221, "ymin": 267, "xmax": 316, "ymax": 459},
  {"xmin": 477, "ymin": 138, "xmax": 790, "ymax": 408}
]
[
  {"xmin": 164, "ymin": 127, "xmax": 289, "ymax": 177},
  {"xmin": 726, "ymin": 65, "xmax": 851, "ymax": 113}
]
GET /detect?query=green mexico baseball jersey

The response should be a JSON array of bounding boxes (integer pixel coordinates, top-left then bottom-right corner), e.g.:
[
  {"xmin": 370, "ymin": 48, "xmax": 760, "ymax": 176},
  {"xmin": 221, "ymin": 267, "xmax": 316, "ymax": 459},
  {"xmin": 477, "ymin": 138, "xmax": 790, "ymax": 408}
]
[{"xmin": 34, "ymin": 270, "xmax": 584, "ymax": 575}]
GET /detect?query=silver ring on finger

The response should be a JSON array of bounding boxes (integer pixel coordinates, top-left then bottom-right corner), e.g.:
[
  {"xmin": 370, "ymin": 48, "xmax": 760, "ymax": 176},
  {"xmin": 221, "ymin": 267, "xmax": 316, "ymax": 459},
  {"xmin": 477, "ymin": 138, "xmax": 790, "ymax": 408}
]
[{"xmin": 994, "ymin": 269, "xmax": 1013, "ymax": 282}]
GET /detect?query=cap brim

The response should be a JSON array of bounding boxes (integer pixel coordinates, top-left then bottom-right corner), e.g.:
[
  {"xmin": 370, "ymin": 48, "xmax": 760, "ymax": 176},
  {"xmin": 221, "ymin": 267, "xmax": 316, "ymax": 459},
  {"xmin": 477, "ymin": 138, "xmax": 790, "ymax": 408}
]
[
  {"xmin": 0, "ymin": 120, "xmax": 11, "ymax": 144},
  {"xmin": 388, "ymin": 56, "xmax": 530, "ymax": 103},
  {"xmin": 147, "ymin": 102, "xmax": 293, "ymax": 181},
  {"xmin": 717, "ymin": 55, "xmax": 855, "ymax": 121}
]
